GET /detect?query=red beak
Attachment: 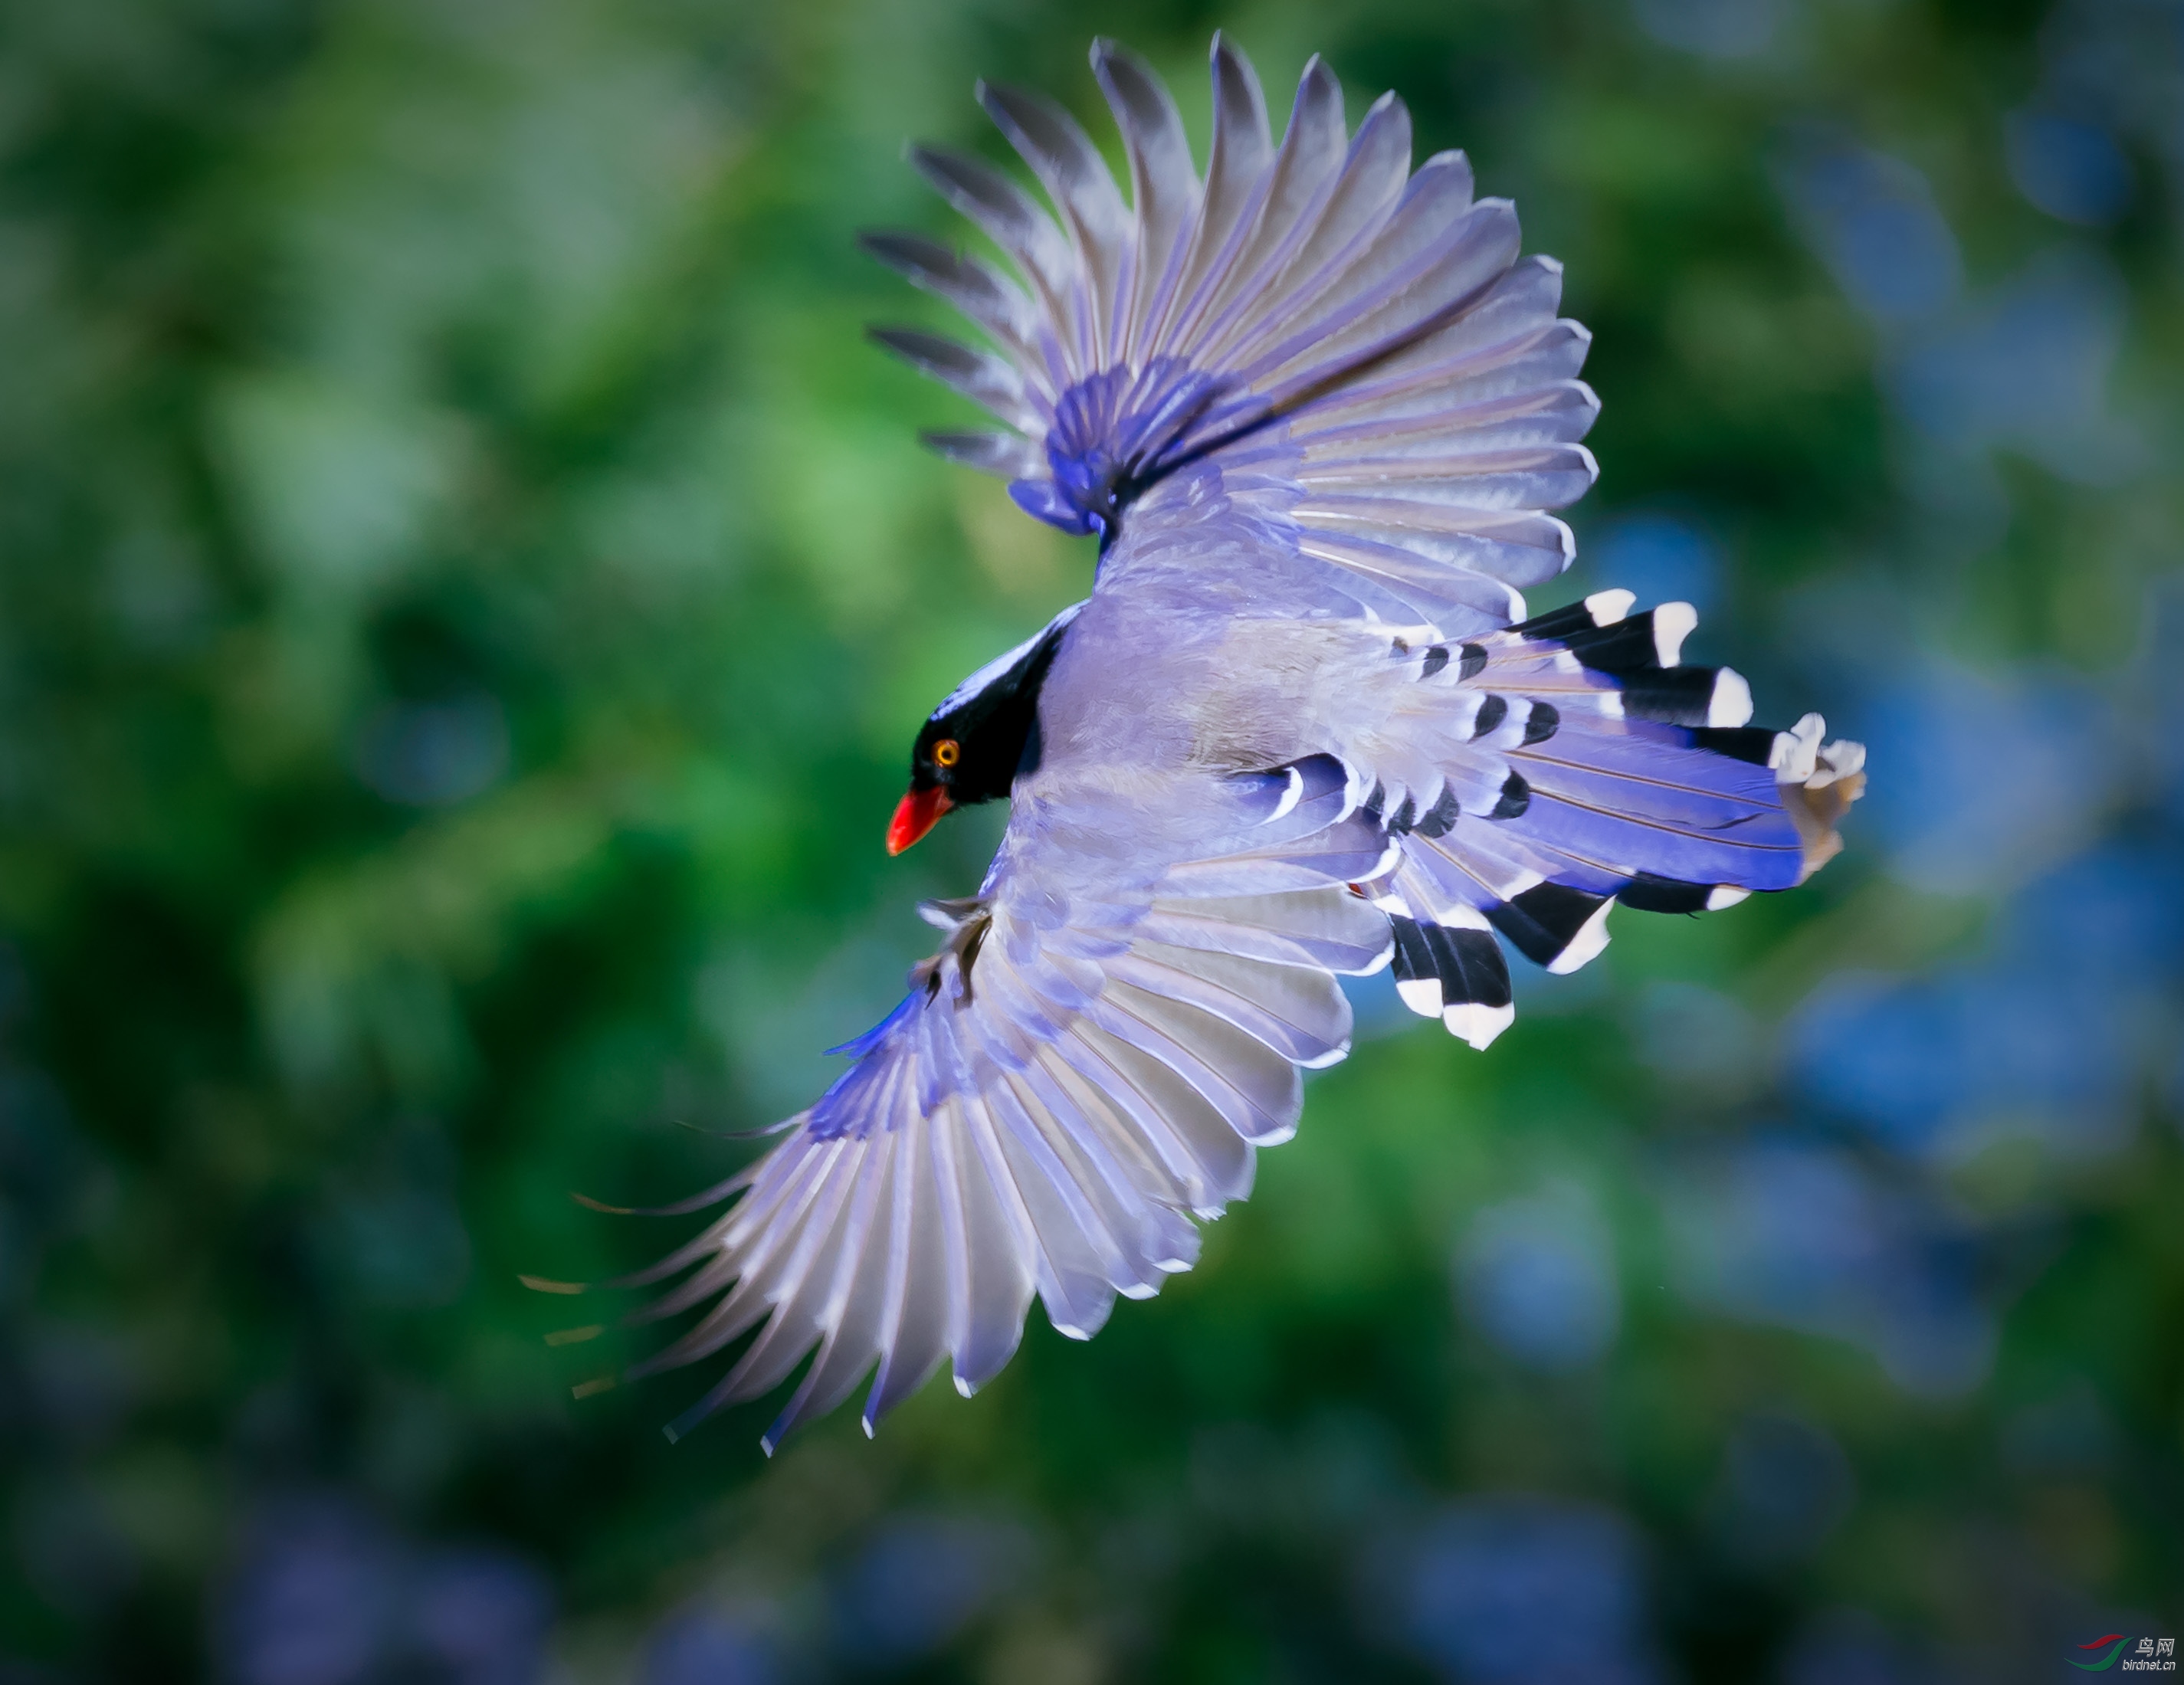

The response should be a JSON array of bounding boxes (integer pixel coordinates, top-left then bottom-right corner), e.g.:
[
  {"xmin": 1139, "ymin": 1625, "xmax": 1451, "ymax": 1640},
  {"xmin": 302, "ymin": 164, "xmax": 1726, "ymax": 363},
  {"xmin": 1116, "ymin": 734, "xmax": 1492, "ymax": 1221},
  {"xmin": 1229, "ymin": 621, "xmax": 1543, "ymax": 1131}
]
[{"xmin": 886, "ymin": 785, "xmax": 953, "ymax": 854}]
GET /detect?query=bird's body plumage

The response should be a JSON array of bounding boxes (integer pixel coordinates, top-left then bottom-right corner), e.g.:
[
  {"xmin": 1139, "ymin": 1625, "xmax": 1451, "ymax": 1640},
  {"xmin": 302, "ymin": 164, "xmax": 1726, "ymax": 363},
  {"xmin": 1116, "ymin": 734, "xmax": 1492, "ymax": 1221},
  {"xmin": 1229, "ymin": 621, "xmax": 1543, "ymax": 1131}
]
[{"xmin": 546, "ymin": 35, "xmax": 1866, "ymax": 1451}]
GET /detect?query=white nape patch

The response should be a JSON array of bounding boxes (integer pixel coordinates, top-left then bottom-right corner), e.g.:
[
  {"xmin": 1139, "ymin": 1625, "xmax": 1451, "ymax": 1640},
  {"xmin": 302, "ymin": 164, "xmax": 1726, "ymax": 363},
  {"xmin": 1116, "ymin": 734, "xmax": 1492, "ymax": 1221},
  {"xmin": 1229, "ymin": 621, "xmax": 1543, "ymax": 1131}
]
[
  {"xmin": 1546, "ymin": 898, "xmax": 1614, "ymax": 975},
  {"xmin": 1396, "ymin": 977, "xmax": 1444, "ymax": 1017},
  {"xmin": 1439, "ymin": 901, "xmax": 1493, "ymax": 931},
  {"xmin": 1445, "ymin": 1000, "xmax": 1516, "ymax": 1051},
  {"xmin": 1705, "ymin": 885, "xmax": 1751, "ymax": 910},
  {"xmin": 931, "ymin": 600, "xmax": 1087, "ymax": 718},
  {"xmin": 1769, "ymin": 713, "xmax": 1826, "ymax": 783},
  {"xmin": 1357, "ymin": 939, "xmax": 1395, "ymax": 975},
  {"xmin": 1708, "ymin": 667, "xmax": 1754, "ymax": 728},
  {"xmin": 1371, "ymin": 892, "xmax": 1413, "ymax": 917},
  {"xmin": 1266, "ymin": 764, "xmax": 1304, "ymax": 823},
  {"xmin": 1653, "ymin": 602, "xmax": 1698, "ymax": 667},
  {"xmin": 1584, "ymin": 588, "xmax": 1635, "ymax": 626}
]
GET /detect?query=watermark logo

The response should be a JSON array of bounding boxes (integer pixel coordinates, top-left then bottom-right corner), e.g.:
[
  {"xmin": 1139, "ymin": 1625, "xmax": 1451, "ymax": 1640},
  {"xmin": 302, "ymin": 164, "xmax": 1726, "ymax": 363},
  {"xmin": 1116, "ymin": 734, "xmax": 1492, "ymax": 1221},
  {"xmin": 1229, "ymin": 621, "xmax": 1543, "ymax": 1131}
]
[{"xmin": 2072, "ymin": 1635, "xmax": 2176, "ymax": 1673}]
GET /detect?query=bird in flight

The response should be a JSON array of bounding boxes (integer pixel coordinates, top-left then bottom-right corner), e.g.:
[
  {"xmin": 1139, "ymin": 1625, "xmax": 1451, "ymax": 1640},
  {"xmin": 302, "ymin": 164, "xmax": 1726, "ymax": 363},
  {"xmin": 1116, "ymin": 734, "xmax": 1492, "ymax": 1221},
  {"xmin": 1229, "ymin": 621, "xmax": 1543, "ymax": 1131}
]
[{"xmin": 538, "ymin": 35, "xmax": 1866, "ymax": 1451}]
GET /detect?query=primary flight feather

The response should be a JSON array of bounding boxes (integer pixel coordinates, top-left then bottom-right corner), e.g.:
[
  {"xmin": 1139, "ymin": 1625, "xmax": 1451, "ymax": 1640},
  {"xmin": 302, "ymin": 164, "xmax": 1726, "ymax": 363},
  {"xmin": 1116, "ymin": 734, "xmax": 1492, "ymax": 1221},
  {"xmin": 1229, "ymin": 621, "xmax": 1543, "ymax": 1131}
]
[{"xmin": 542, "ymin": 34, "xmax": 1867, "ymax": 1451}]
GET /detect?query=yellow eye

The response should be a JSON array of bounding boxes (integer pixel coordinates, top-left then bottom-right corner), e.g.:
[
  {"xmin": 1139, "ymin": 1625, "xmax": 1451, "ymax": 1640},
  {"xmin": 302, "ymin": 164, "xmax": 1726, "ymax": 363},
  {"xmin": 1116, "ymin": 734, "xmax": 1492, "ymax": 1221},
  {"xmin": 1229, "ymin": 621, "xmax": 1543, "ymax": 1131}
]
[{"xmin": 933, "ymin": 738, "xmax": 960, "ymax": 768}]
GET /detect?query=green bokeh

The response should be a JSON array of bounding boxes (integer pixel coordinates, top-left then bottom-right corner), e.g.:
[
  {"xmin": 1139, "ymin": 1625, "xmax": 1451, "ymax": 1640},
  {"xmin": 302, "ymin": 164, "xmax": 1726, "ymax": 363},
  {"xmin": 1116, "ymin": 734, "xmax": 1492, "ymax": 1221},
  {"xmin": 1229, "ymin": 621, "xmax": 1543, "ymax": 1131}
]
[{"xmin": 2, "ymin": 0, "xmax": 2179, "ymax": 1680}]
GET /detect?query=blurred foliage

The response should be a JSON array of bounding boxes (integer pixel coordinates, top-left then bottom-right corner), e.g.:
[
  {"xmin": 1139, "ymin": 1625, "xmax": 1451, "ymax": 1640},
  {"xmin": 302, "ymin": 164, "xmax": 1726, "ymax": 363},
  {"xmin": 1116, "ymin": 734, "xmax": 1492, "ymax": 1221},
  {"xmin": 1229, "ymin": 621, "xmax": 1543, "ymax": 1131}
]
[{"xmin": 1, "ymin": 0, "xmax": 2180, "ymax": 1680}]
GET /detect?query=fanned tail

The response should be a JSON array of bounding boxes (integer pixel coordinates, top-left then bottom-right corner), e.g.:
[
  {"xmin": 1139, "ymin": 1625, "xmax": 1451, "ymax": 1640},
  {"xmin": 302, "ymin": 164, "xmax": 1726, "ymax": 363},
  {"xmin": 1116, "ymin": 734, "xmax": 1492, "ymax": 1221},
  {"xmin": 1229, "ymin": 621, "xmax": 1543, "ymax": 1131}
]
[{"xmin": 1359, "ymin": 592, "xmax": 1864, "ymax": 1045}]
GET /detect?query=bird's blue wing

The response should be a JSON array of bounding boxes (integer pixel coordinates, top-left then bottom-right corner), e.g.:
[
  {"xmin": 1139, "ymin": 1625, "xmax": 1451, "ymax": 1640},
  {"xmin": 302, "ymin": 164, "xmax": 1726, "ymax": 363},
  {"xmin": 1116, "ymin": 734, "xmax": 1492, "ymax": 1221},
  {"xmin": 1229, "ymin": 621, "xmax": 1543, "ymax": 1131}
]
[
  {"xmin": 566, "ymin": 759, "xmax": 1392, "ymax": 1451},
  {"xmin": 867, "ymin": 34, "xmax": 1594, "ymax": 629}
]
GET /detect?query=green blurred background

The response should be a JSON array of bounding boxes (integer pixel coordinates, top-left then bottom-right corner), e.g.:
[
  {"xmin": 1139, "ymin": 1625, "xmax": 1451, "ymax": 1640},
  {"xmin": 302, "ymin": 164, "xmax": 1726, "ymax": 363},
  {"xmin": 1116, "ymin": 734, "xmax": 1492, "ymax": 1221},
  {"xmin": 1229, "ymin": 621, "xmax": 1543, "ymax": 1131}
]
[{"xmin": 2, "ymin": 0, "xmax": 2181, "ymax": 1679}]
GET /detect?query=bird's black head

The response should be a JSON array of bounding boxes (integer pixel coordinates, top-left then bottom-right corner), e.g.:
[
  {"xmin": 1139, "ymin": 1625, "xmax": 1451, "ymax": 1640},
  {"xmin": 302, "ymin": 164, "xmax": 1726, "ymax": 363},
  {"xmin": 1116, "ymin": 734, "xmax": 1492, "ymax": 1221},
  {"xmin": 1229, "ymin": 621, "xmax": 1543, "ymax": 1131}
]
[{"xmin": 887, "ymin": 602, "xmax": 1082, "ymax": 854}]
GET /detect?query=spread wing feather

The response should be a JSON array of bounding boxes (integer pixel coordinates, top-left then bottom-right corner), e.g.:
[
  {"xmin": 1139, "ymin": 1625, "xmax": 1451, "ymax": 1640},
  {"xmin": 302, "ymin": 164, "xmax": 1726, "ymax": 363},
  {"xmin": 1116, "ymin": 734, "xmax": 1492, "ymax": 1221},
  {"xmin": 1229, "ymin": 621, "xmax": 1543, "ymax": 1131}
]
[
  {"xmin": 571, "ymin": 760, "xmax": 1392, "ymax": 1451},
  {"xmin": 867, "ymin": 34, "xmax": 1596, "ymax": 626}
]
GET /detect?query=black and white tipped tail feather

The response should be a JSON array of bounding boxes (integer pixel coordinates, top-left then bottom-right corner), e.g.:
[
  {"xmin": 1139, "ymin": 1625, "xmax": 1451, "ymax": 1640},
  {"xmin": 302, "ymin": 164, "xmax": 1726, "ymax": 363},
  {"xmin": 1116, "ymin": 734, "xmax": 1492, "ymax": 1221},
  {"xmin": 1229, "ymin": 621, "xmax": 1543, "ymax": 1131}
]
[{"xmin": 1356, "ymin": 588, "xmax": 1864, "ymax": 1045}]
